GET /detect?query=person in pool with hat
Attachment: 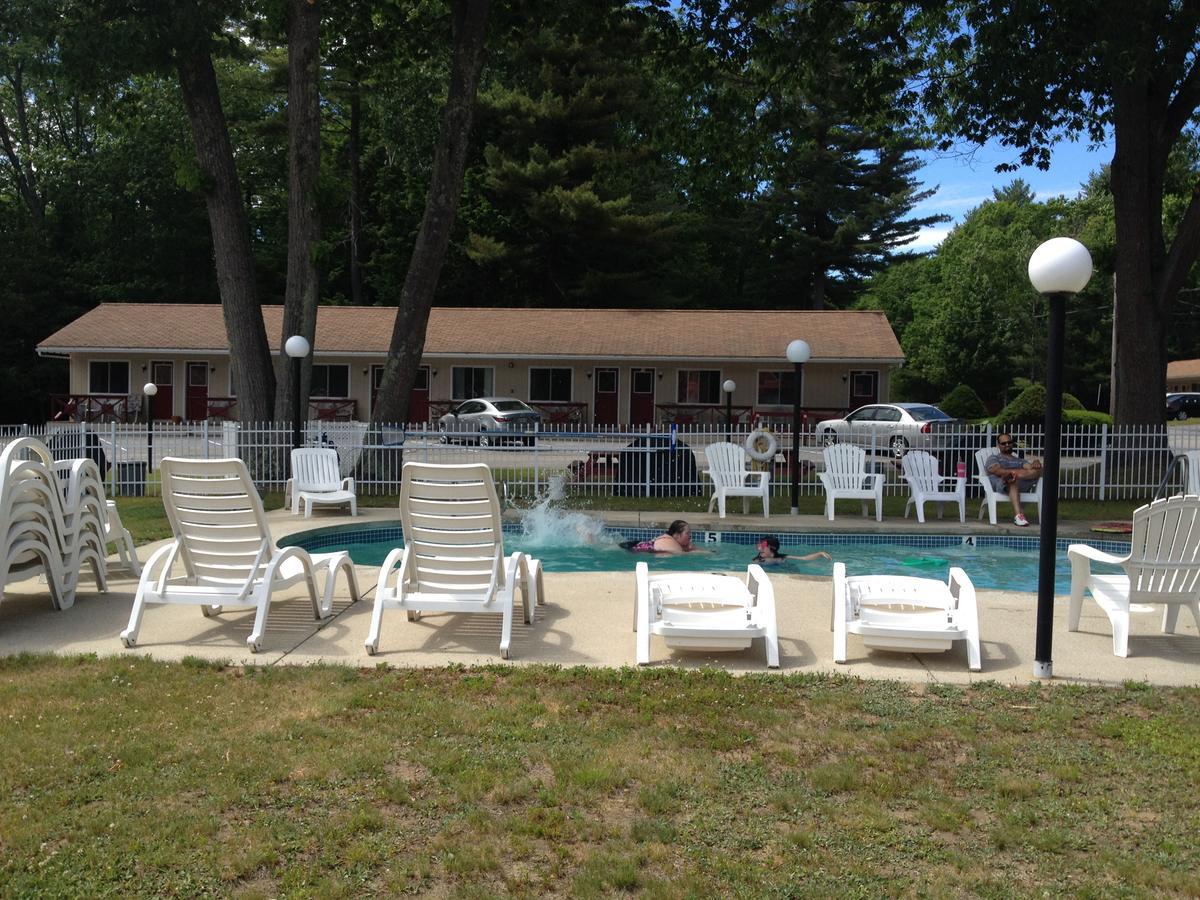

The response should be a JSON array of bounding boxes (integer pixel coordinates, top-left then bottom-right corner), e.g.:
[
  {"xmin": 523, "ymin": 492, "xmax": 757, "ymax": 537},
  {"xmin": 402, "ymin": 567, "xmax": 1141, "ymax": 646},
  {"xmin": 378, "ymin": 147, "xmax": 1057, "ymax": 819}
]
[{"xmin": 752, "ymin": 536, "xmax": 831, "ymax": 565}]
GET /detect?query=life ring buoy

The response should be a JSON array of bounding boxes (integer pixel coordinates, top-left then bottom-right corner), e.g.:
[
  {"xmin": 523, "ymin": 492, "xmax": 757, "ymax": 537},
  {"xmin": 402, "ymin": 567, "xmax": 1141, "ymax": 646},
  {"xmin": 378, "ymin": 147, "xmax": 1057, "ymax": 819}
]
[{"xmin": 745, "ymin": 428, "xmax": 778, "ymax": 463}]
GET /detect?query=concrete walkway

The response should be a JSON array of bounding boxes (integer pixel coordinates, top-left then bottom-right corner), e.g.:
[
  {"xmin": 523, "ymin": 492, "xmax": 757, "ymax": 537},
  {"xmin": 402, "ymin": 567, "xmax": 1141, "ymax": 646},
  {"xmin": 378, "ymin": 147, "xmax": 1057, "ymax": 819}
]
[{"xmin": 1, "ymin": 506, "xmax": 1196, "ymax": 687}]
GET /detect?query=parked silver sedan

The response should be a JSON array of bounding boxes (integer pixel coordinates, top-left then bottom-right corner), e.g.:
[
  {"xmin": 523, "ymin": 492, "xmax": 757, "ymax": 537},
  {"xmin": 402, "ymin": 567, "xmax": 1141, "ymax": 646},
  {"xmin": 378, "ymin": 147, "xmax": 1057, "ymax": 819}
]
[
  {"xmin": 438, "ymin": 397, "xmax": 541, "ymax": 446},
  {"xmin": 816, "ymin": 403, "xmax": 959, "ymax": 458}
]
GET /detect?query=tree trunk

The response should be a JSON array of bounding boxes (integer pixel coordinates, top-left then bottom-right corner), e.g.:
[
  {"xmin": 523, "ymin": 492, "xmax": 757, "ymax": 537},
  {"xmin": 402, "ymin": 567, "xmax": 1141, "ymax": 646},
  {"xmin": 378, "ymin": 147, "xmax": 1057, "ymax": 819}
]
[
  {"xmin": 371, "ymin": 0, "xmax": 490, "ymax": 425},
  {"xmin": 276, "ymin": 0, "xmax": 323, "ymax": 423},
  {"xmin": 1110, "ymin": 82, "xmax": 1167, "ymax": 427},
  {"xmin": 177, "ymin": 49, "xmax": 275, "ymax": 423},
  {"xmin": 348, "ymin": 79, "xmax": 365, "ymax": 306}
]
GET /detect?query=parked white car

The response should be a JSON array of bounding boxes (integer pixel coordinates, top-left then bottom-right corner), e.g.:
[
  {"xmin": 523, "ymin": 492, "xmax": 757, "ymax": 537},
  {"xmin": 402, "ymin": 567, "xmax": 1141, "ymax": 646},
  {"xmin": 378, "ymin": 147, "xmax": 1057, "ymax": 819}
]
[{"xmin": 816, "ymin": 403, "xmax": 959, "ymax": 458}]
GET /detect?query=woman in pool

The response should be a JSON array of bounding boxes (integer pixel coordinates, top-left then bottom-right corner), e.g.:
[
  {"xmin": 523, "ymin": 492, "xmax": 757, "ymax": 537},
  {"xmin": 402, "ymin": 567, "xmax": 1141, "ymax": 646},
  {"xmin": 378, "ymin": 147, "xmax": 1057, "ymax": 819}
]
[
  {"xmin": 752, "ymin": 536, "xmax": 831, "ymax": 565},
  {"xmin": 625, "ymin": 520, "xmax": 702, "ymax": 554}
]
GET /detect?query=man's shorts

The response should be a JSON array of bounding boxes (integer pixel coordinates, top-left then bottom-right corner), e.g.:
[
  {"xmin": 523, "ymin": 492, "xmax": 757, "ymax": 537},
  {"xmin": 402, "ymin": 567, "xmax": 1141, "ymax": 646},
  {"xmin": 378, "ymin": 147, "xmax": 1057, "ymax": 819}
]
[{"xmin": 990, "ymin": 475, "xmax": 1036, "ymax": 492}]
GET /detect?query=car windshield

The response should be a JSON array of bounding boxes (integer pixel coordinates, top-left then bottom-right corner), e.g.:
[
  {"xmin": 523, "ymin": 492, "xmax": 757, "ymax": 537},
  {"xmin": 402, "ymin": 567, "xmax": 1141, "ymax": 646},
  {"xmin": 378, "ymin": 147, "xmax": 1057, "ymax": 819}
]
[
  {"xmin": 492, "ymin": 400, "xmax": 532, "ymax": 413},
  {"xmin": 905, "ymin": 405, "xmax": 952, "ymax": 421}
]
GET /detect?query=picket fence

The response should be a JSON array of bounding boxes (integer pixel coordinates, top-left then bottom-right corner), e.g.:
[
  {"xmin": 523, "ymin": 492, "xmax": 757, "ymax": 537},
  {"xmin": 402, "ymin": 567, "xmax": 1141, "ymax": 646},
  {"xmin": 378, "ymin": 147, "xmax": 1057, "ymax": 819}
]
[{"xmin": 2, "ymin": 420, "xmax": 1195, "ymax": 504}]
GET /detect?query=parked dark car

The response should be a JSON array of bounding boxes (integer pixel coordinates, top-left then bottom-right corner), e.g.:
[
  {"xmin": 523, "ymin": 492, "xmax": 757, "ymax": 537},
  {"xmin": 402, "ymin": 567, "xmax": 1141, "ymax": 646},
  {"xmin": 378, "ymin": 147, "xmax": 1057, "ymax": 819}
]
[{"xmin": 1166, "ymin": 392, "xmax": 1200, "ymax": 421}]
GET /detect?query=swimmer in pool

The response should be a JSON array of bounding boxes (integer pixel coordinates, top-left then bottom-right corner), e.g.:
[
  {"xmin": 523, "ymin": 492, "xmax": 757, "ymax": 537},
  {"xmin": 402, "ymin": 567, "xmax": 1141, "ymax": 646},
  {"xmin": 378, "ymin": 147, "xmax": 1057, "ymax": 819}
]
[
  {"xmin": 752, "ymin": 536, "xmax": 831, "ymax": 565},
  {"xmin": 626, "ymin": 520, "xmax": 702, "ymax": 554}
]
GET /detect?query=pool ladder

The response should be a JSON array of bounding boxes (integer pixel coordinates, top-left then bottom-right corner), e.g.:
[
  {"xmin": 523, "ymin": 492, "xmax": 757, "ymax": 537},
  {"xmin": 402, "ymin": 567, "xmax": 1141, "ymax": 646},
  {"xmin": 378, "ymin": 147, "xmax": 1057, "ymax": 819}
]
[{"xmin": 1152, "ymin": 453, "xmax": 1192, "ymax": 503}]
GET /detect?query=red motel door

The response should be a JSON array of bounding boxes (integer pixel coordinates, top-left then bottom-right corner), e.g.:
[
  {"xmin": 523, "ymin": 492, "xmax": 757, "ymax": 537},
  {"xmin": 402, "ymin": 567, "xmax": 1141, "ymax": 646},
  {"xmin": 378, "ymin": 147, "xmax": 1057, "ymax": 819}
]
[
  {"xmin": 150, "ymin": 361, "xmax": 173, "ymax": 419},
  {"xmin": 629, "ymin": 367, "xmax": 655, "ymax": 425},
  {"xmin": 185, "ymin": 362, "xmax": 209, "ymax": 421},
  {"xmin": 593, "ymin": 368, "xmax": 618, "ymax": 425}
]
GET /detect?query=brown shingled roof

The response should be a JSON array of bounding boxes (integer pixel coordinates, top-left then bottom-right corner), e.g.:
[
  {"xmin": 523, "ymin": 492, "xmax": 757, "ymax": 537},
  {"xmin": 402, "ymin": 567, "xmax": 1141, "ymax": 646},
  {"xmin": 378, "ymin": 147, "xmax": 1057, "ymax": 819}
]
[
  {"xmin": 1167, "ymin": 359, "xmax": 1200, "ymax": 380},
  {"xmin": 37, "ymin": 303, "xmax": 903, "ymax": 362}
]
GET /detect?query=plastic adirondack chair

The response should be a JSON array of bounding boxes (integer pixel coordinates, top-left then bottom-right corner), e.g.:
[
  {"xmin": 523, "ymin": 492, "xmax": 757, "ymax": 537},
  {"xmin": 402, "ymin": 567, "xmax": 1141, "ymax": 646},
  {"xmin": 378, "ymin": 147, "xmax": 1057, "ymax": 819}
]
[
  {"xmin": 703, "ymin": 442, "xmax": 770, "ymax": 518},
  {"xmin": 285, "ymin": 447, "xmax": 357, "ymax": 518},
  {"xmin": 0, "ymin": 437, "xmax": 107, "ymax": 610},
  {"xmin": 634, "ymin": 562, "xmax": 779, "ymax": 667},
  {"xmin": 974, "ymin": 447, "xmax": 1042, "ymax": 526},
  {"xmin": 120, "ymin": 457, "xmax": 360, "ymax": 653},
  {"xmin": 818, "ymin": 444, "xmax": 884, "ymax": 522},
  {"xmin": 832, "ymin": 562, "xmax": 981, "ymax": 671},
  {"xmin": 1067, "ymin": 495, "xmax": 1200, "ymax": 657},
  {"xmin": 901, "ymin": 450, "xmax": 965, "ymax": 524},
  {"xmin": 365, "ymin": 462, "xmax": 543, "ymax": 659}
]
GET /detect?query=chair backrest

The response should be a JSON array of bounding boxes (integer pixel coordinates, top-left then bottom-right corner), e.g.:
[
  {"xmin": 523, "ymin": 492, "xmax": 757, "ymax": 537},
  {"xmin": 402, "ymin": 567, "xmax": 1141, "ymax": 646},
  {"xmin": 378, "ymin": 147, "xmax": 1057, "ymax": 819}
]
[
  {"xmin": 291, "ymin": 448, "xmax": 343, "ymax": 492},
  {"xmin": 822, "ymin": 444, "xmax": 869, "ymax": 489},
  {"xmin": 399, "ymin": 462, "xmax": 503, "ymax": 595},
  {"xmin": 1126, "ymin": 495, "xmax": 1200, "ymax": 603},
  {"xmin": 705, "ymin": 442, "xmax": 748, "ymax": 488},
  {"xmin": 160, "ymin": 457, "xmax": 272, "ymax": 587},
  {"xmin": 974, "ymin": 447, "xmax": 998, "ymax": 495},
  {"xmin": 900, "ymin": 450, "xmax": 940, "ymax": 489}
]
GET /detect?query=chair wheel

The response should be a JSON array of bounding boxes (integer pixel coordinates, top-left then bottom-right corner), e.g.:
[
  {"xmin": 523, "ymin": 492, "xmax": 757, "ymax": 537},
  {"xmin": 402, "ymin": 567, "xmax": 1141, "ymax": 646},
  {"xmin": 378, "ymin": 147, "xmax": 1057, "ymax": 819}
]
[
  {"xmin": 121, "ymin": 635, "xmax": 135, "ymax": 648},
  {"xmin": 365, "ymin": 644, "xmax": 377, "ymax": 656}
]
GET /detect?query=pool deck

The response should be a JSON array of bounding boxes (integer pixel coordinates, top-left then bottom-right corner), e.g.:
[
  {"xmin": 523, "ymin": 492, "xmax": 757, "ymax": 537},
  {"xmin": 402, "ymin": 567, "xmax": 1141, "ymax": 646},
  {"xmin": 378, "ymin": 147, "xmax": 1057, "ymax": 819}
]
[{"xmin": 1, "ymin": 506, "xmax": 1197, "ymax": 687}]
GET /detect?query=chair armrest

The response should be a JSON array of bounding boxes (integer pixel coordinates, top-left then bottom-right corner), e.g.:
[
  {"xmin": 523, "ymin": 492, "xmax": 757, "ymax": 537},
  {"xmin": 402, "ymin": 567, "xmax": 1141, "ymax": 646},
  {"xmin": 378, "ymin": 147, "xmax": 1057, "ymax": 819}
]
[
  {"xmin": 1067, "ymin": 543, "xmax": 1127, "ymax": 566},
  {"xmin": 342, "ymin": 477, "xmax": 355, "ymax": 492},
  {"xmin": 867, "ymin": 473, "xmax": 884, "ymax": 489}
]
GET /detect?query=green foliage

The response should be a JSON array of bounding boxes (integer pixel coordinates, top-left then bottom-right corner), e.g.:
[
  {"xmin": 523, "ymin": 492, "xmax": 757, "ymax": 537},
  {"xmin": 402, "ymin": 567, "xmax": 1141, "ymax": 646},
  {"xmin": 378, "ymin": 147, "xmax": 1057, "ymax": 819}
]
[
  {"xmin": 1064, "ymin": 409, "xmax": 1113, "ymax": 427},
  {"xmin": 939, "ymin": 384, "xmax": 987, "ymax": 419},
  {"xmin": 1062, "ymin": 392, "xmax": 1084, "ymax": 411}
]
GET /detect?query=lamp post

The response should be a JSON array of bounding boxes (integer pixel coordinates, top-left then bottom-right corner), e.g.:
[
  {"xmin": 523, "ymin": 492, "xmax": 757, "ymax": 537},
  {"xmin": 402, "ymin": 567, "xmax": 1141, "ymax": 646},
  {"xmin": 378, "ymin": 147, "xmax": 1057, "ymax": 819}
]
[
  {"xmin": 1028, "ymin": 237, "xmax": 1093, "ymax": 680},
  {"xmin": 284, "ymin": 335, "xmax": 311, "ymax": 451},
  {"xmin": 143, "ymin": 382, "xmax": 158, "ymax": 473},
  {"xmin": 722, "ymin": 379, "xmax": 736, "ymax": 438},
  {"xmin": 786, "ymin": 339, "xmax": 811, "ymax": 515}
]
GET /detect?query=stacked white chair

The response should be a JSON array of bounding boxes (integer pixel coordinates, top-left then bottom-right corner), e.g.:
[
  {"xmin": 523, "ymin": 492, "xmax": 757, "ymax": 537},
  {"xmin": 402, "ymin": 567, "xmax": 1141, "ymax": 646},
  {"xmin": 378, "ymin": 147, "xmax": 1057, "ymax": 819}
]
[{"xmin": 0, "ymin": 437, "xmax": 108, "ymax": 610}]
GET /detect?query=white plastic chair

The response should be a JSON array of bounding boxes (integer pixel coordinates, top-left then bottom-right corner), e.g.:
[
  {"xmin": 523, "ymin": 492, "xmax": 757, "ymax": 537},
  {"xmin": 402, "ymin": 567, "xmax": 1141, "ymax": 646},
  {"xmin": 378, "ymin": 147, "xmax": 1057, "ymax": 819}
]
[
  {"xmin": 634, "ymin": 562, "xmax": 779, "ymax": 667},
  {"xmin": 901, "ymin": 450, "xmax": 965, "ymax": 524},
  {"xmin": 105, "ymin": 500, "xmax": 142, "ymax": 575},
  {"xmin": 120, "ymin": 457, "xmax": 361, "ymax": 653},
  {"xmin": 365, "ymin": 462, "xmax": 543, "ymax": 659},
  {"xmin": 702, "ymin": 442, "xmax": 770, "ymax": 518},
  {"xmin": 818, "ymin": 444, "xmax": 884, "ymax": 522},
  {"xmin": 1067, "ymin": 495, "xmax": 1200, "ymax": 657},
  {"xmin": 285, "ymin": 447, "xmax": 357, "ymax": 518},
  {"xmin": 974, "ymin": 447, "xmax": 1042, "ymax": 525},
  {"xmin": 832, "ymin": 562, "xmax": 981, "ymax": 670}
]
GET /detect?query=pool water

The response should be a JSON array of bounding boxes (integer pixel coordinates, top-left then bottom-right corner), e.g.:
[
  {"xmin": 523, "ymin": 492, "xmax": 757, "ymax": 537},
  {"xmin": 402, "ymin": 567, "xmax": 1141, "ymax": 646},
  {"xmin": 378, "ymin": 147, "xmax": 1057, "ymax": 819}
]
[{"xmin": 284, "ymin": 507, "xmax": 1128, "ymax": 594}]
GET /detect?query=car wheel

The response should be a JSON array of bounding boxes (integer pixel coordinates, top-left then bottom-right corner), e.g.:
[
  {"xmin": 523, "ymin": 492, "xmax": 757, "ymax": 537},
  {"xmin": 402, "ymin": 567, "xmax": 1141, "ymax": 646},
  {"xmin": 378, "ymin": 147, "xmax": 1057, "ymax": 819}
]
[
  {"xmin": 890, "ymin": 435, "xmax": 909, "ymax": 458},
  {"xmin": 438, "ymin": 431, "xmax": 449, "ymax": 444},
  {"xmin": 821, "ymin": 430, "xmax": 838, "ymax": 447},
  {"xmin": 1177, "ymin": 410, "xmax": 1189, "ymax": 421},
  {"xmin": 478, "ymin": 432, "xmax": 491, "ymax": 447}
]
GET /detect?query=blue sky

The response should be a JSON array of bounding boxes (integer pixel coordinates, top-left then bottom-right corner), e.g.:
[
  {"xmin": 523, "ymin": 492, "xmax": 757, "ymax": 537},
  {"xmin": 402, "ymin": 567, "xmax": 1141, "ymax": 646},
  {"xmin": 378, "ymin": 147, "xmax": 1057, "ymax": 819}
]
[{"xmin": 906, "ymin": 137, "xmax": 1115, "ymax": 252}]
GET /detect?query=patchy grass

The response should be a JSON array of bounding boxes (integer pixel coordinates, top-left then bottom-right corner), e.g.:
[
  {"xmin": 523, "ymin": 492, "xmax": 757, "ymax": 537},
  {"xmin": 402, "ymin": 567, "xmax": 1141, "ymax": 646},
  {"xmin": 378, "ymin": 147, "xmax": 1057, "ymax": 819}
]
[{"xmin": 1, "ymin": 658, "xmax": 1197, "ymax": 896}]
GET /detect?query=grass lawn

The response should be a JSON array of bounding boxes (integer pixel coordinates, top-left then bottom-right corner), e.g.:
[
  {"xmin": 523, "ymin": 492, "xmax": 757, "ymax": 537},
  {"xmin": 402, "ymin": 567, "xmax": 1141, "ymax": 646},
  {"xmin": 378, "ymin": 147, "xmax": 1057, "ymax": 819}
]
[{"xmin": 1, "ymin": 656, "xmax": 1197, "ymax": 896}]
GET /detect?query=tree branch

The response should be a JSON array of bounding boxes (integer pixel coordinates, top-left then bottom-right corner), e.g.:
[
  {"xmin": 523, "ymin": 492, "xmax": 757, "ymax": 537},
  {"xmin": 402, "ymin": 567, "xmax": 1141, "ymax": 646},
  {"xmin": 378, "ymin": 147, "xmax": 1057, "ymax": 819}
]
[
  {"xmin": 1157, "ymin": 177, "xmax": 1200, "ymax": 311},
  {"xmin": 1161, "ymin": 55, "xmax": 1200, "ymax": 148}
]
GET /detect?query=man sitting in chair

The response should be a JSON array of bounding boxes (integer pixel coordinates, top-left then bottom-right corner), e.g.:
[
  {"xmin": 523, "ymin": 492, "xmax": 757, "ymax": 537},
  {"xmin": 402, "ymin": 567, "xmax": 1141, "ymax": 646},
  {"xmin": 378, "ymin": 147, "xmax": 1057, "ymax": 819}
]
[{"xmin": 985, "ymin": 432, "xmax": 1043, "ymax": 527}]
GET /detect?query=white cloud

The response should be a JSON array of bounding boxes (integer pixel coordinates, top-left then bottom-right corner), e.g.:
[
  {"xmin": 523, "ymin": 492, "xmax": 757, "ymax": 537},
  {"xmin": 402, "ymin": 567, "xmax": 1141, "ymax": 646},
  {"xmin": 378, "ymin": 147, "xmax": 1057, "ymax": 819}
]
[{"xmin": 907, "ymin": 227, "xmax": 951, "ymax": 252}]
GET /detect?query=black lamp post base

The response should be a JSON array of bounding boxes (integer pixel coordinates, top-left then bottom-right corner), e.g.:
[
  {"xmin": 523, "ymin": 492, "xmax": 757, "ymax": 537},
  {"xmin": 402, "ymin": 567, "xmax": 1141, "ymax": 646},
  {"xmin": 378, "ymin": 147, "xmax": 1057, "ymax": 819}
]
[{"xmin": 1033, "ymin": 660, "xmax": 1052, "ymax": 679}]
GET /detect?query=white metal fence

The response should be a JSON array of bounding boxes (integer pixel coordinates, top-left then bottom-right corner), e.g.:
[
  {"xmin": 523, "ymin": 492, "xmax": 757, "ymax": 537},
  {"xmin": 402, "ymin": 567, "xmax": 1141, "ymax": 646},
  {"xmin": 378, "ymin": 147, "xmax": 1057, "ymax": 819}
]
[{"xmin": 3, "ymin": 420, "xmax": 1196, "ymax": 504}]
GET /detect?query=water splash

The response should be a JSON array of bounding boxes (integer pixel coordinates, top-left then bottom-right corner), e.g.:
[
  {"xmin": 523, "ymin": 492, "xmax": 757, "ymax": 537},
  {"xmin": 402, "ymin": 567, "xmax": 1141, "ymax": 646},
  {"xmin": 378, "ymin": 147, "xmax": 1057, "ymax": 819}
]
[{"xmin": 515, "ymin": 483, "xmax": 615, "ymax": 549}]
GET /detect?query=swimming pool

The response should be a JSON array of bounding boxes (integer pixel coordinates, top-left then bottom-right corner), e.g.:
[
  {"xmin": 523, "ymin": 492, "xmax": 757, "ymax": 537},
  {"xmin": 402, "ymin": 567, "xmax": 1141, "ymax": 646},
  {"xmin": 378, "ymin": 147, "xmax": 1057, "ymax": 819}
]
[{"xmin": 282, "ymin": 516, "xmax": 1129, "ymax": 594}]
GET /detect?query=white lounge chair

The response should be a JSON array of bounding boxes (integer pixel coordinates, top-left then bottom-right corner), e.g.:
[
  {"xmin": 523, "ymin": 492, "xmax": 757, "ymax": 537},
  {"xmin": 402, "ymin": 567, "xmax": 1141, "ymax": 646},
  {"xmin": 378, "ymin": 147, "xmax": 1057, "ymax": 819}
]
[
  {"xmin": 120, "ymin": 457, "xmax": 361, "ymax": 653},
  {"xmin": 702, "ymin": 442, "xmax": 770, "ymax": 518},
  {"xmin": 818, "ymin": 444, "xmax": 884, "ymax": 522},
  {"xmin": 634, "ymin": 562, "xmax": 779, "ymax": 667},
  {"xmin": 105, "ymin": 500, "xmax": 142, "ymax": 575},
  {"xmin": 974, "ymin": 447, "xmax": 1042, "ymax": 526},
  {"xmin": 902, "ymin": 450, "xmax": 965, "ymax": 524},
  {"xmin": 832, "ymin": 562, "xmax": 981, "ymax": 670},
  {"xmin": 285, "ymin": 447, "xmax": 357, "ymax": 518},
  {"xmin": 1067, "ymin": 495, "xmax": 1200, "ymax": 657},
  {"xmin": 0, "ymin": 437, "xmax": 107, "ymax": 610},
  {"xmin": 365, "ymin": 462, "xmax": 542, "ymax": 659}
]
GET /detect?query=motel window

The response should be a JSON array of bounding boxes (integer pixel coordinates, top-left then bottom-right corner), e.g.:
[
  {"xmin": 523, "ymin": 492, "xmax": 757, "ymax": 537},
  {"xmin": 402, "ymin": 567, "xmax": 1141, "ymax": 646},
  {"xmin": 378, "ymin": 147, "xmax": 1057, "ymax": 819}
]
[
  {"xmin": 88, "ymin": 361, "xmax": 130, "ymax": 395},
  {"xmin": 310, "ymin": 364, "xmax": 350, "ymax": 398},
  {"xmin": 452, "ymin": 366, "xmax": 493, "ymax": 400},
  {"xmin": 756, "ymin": 370, "xmax": 798, "ymax": 406},
  {"xmin": 530, "ymin": 367, "xmax": 572, "ymax": 402},
  {"xmin": 676, "ymin": 369, "xmax": 721, "ymax": 405}
]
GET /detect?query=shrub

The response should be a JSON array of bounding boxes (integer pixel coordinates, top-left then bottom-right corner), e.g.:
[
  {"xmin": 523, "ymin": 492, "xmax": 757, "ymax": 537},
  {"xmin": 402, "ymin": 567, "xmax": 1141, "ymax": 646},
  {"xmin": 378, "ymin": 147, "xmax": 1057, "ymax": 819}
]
[
  {"xmin": 939, "ymin": 384, "xmax": 988, "ymax": 420},
  {"xmin": 1063, "ymin": 409, "xmax": 1113, "ymax": 426},
  {"xmin": 994, "ymin": 384, "xmax": 1047, "ymax": 425},
  {"xmin": 1062, "ymin": 392, "xmax": 1085, "ymax": 411}
]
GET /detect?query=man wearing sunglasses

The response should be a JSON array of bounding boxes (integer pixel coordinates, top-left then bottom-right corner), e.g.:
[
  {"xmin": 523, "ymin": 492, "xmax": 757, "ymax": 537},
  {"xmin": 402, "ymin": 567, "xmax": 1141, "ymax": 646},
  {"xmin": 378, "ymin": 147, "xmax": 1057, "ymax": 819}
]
[{"xmin": 985, "ymin": 433, "xmax": 1043, "ymax": 526}]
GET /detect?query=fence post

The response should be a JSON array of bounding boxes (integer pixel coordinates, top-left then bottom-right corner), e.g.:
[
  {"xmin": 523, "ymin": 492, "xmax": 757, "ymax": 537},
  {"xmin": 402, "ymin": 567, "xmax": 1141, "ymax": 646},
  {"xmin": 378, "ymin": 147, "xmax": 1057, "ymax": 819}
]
[
  {"xmin": 202, "ymin": 418, "xmax": 210, "ymax": 459},
  {"xmin": 110, "ymin": 419, "xmax": 118, "ymax": 497},
  {"xmin": 1098, "ymin": 423, "xmax": 1107, "ymax": 501}
]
